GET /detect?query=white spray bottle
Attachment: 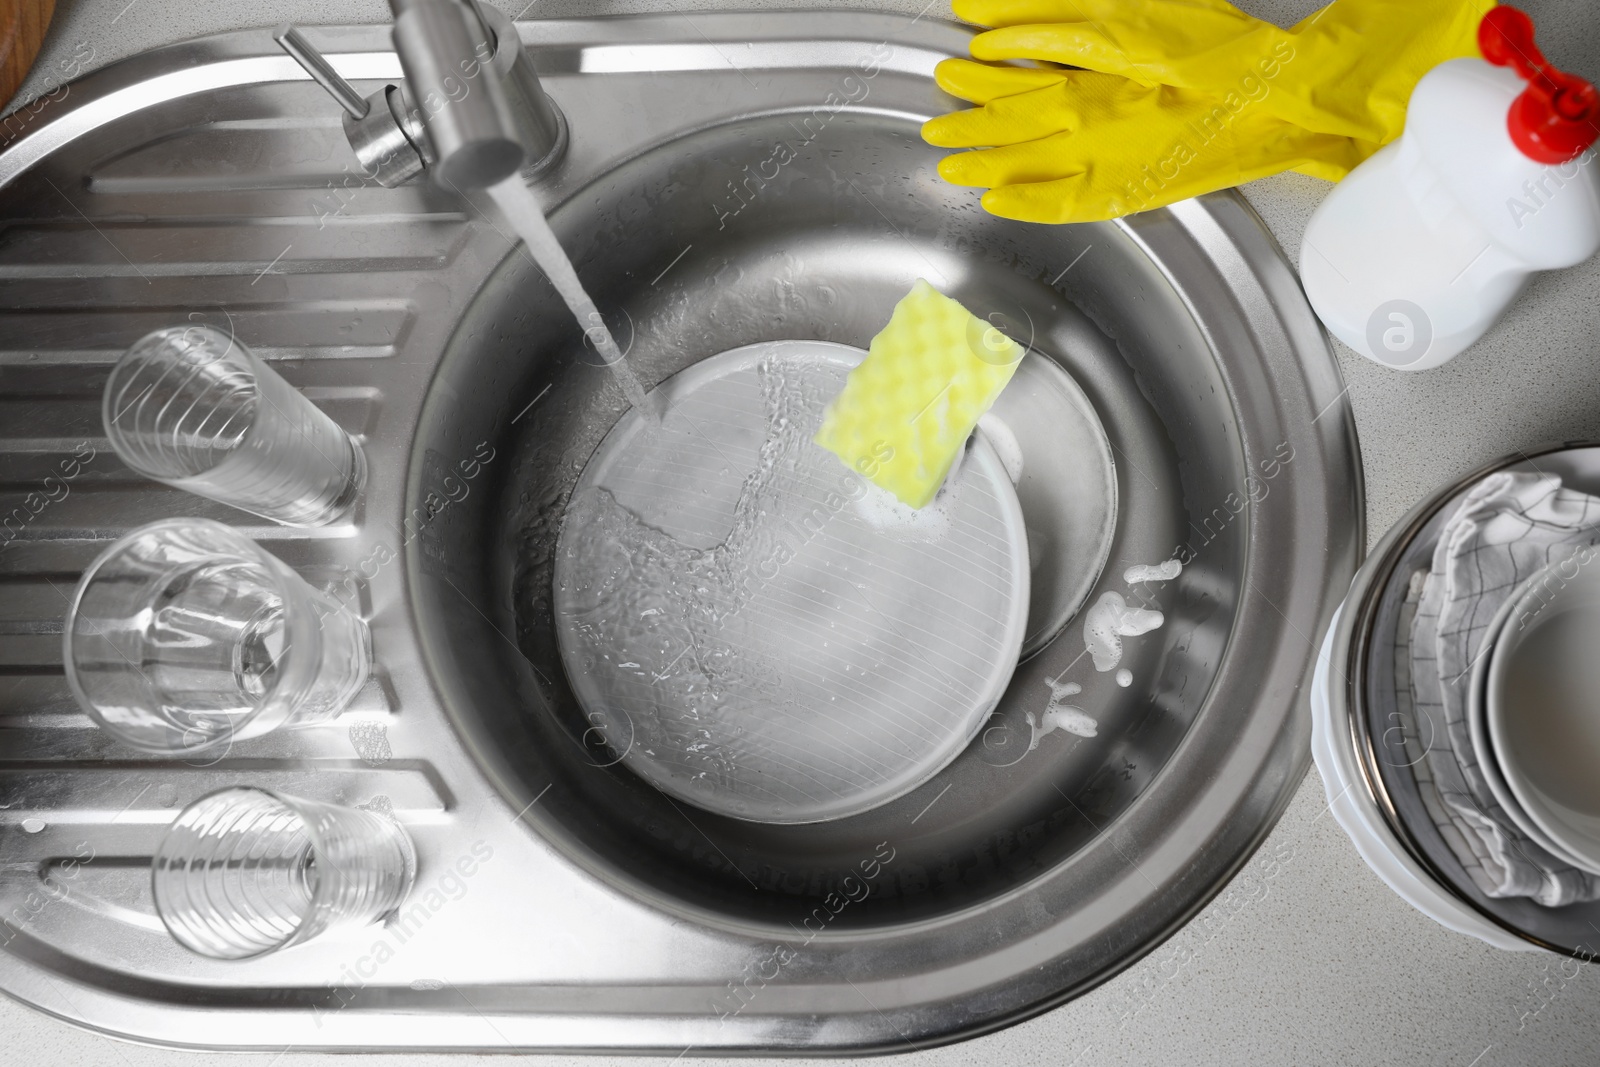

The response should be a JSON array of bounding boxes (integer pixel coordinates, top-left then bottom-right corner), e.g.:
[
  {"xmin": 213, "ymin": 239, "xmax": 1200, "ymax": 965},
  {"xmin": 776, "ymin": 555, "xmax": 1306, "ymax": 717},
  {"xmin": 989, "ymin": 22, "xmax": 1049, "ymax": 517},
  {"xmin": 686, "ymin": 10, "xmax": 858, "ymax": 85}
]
[{"xmin": 1300, "ymin": 6, "xmax": 1600, "ymax": 371}]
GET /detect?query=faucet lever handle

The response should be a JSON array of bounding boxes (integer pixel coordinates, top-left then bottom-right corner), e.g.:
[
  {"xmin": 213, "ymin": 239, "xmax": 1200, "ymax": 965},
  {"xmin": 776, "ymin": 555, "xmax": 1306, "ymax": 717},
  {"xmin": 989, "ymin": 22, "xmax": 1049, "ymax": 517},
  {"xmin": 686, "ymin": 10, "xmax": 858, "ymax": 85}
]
[
  {"xmin": 274, "ymin": 24, "xmax": 371, "ymax": 120},
  {"xmin": 272, "ymin": 23, "xmax": 430, "ymax": 188}
]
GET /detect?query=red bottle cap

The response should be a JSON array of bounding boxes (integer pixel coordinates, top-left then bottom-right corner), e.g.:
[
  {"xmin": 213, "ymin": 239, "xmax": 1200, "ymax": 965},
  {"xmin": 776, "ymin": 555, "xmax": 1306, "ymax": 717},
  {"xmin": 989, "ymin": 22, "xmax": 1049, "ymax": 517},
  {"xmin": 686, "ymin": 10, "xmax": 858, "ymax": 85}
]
[{"xmin": 1479, "ymin": 6, "xmax": 1600, "ymax": 164}]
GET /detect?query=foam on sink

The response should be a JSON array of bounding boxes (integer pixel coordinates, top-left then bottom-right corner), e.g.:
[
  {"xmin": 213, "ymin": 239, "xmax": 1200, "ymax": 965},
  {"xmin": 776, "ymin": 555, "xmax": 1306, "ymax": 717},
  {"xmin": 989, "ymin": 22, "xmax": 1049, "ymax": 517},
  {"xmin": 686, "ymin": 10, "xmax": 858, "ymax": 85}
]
[{"xmin": 1083, "ymin": 591, "xmax": 1164, "ymax": 672}]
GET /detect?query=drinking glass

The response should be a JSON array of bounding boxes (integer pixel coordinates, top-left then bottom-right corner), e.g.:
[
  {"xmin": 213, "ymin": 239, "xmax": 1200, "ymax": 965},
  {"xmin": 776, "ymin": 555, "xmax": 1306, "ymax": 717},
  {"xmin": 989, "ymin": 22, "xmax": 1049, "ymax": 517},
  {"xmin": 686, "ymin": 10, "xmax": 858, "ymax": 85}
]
[
  {"xmin": 153, "ymin": 787, "xmax": 416, "ymax": 960},
  {"xmin": 103, "ymin": 325, "xmax": 365, "ymax": 526},
  {"xmin": 64, "ymin": 518, "xmax": 370, "ymax": 754}
]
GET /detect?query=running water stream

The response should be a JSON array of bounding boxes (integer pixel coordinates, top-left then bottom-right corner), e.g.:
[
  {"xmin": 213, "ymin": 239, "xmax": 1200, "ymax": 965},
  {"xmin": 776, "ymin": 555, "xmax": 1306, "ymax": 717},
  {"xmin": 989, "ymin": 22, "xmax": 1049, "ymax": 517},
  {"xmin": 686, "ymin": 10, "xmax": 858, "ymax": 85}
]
[{"xmin": 486, "ymin": 176, "xmax": 656, "ymax": 416}]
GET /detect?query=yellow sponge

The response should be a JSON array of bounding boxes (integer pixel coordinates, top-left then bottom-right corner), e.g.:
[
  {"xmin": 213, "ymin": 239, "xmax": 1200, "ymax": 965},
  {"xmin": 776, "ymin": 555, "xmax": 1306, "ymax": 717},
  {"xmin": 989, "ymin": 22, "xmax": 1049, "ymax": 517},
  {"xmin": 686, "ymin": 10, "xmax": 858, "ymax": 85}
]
[{"xmin": 814, "ymin": 279, "xmax": 1023, "ymax": 508}]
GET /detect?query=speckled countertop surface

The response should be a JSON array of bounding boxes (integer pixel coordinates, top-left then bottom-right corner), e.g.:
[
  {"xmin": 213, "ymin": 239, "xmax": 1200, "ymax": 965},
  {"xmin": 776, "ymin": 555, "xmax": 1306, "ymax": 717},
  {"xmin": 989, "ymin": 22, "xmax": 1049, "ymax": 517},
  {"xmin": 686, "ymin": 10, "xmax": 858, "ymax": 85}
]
[{"xmin": 5, "ymin": 0, "xmax": 1600, "ymax": 1063}]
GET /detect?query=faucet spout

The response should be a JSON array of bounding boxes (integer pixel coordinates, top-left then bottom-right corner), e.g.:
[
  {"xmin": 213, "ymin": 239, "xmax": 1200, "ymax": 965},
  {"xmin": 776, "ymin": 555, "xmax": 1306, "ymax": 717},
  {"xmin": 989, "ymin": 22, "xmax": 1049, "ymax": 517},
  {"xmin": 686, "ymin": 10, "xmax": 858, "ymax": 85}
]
[
  {"xmin": 389, "ymin": 0, "xmax": 566, "ymax": 189},
  {"xmin": 277, "ymin": 5, "xmax": 567, "ymax": 191}
]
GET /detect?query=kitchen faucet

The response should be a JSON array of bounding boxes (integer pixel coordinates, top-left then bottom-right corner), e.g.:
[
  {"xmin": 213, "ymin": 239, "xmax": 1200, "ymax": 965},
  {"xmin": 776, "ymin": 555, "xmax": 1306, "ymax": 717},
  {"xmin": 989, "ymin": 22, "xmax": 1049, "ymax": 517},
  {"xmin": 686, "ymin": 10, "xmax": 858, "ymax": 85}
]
[{"xmin": 275, "ymin": 0, "xmax": 566, "ymax": 190}]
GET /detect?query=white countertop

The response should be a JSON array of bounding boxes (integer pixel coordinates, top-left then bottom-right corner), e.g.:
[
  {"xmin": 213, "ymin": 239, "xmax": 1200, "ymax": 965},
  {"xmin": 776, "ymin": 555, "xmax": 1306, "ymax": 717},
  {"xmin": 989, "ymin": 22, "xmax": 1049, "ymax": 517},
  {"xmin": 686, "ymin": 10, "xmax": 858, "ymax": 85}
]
[{"xmin": 6, "ymin": 0, "xmax": 1600, "ymax": 1063}]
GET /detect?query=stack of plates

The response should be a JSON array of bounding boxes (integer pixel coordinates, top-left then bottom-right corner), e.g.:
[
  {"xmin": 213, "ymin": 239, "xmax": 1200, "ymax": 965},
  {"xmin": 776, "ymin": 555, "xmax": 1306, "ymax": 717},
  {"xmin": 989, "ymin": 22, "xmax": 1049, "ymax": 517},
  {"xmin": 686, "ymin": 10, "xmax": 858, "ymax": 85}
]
[
  {"xmin": 1314, "ymin": 443, "xmax": 1600, "ymax": 956},
  {"xmin": 1311, "ymin": 607, "xmax": 1531, "ymax": 952}
]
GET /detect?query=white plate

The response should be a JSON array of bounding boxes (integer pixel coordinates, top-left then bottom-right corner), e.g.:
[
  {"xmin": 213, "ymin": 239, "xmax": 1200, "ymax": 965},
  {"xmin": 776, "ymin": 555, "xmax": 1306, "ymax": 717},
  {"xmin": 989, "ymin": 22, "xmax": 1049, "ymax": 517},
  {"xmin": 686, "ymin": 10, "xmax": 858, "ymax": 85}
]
[
  {"xmin": 1487, "ymin": 555, "xmax": 1600, "ymax": 873},
  {"xmin": 553, "ymin": 340, "xmax": 1030, "ymax": 824},
  {"xmin": 1467, "ymin": 576, "xmax": 1598, "ymax": 872}
]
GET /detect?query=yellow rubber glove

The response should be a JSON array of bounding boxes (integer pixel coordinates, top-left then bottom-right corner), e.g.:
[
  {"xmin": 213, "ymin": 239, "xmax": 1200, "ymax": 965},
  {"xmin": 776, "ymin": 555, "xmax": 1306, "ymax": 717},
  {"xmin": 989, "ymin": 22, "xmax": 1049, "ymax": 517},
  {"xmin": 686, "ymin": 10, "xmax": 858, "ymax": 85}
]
[
  {"xmin": 954, "ymin": 0, "xmax": 1494, "ymax": 145},
  {"xmin": 924, "ymin": 59, "xmax": 1377, "ymax": 223}
]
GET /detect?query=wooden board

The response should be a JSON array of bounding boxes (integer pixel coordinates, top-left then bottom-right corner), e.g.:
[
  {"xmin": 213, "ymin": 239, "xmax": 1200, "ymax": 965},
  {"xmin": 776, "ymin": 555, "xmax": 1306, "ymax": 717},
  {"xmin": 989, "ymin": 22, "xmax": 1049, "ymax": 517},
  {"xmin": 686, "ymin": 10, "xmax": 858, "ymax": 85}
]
[{"xmin": 0, "ymin": 0, "xmax": 57, "ymax": 110}]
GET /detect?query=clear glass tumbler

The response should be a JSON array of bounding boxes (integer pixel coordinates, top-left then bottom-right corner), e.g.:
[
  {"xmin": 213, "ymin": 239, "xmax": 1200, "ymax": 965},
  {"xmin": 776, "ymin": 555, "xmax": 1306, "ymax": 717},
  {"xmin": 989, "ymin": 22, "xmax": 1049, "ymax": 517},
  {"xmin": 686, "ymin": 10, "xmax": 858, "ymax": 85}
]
[
  {"xmin": 153, "ymin": 787, "xmax": 416, "ymax": 960},
  {"xmin": 103, "ymin": 325, "xmax": 365, "ymax": 526},
  {"xmin": 64, "ymin": 518, "xmax": 371, "ymax": 754}
]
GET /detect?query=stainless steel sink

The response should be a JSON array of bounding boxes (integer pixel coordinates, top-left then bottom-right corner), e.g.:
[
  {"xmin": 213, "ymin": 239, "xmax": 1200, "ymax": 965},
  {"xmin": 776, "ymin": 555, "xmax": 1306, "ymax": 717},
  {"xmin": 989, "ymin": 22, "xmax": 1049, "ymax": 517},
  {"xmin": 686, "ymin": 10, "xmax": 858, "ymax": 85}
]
[{"xmin": 0, "ymin": 11, "xmax": 1361, "ymax": 1052}]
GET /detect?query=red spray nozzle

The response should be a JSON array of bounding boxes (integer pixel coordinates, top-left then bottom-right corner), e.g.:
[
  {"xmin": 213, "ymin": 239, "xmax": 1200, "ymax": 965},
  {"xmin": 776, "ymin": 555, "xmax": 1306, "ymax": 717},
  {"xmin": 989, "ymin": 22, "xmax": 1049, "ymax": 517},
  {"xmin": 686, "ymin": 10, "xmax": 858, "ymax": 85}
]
[{"xmin": 1479, "ymin": 6, "xmax": 1600, "ymax": 164}]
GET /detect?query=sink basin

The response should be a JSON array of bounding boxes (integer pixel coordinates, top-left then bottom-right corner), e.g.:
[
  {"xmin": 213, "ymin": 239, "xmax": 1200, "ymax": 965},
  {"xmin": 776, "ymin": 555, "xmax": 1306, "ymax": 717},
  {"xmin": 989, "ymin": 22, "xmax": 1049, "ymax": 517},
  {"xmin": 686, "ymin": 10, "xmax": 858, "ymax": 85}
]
[{"xmin": 0, "ymin": 11, "xmax": 1360, "ymax": 1052}]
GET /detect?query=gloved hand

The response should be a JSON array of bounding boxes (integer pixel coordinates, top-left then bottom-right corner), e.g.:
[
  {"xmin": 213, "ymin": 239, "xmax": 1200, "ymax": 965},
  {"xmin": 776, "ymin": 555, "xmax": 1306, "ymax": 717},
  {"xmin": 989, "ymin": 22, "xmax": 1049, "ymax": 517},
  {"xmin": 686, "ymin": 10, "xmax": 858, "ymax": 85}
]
[
  {"xmin": 924, "ymin": 58, "xmax": 1378, "ymax": 223},
  {"xmin": 950, "ymin": 0, "xmax": 1494, "ymax": 145}
]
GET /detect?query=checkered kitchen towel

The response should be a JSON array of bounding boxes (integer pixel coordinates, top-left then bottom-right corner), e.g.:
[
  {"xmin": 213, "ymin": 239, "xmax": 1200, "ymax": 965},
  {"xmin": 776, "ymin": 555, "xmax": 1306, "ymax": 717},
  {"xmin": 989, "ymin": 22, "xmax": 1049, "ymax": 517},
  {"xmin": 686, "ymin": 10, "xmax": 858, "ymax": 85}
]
[{"xmin": 1410, "ymin": 471, "xmax": 1600, "ymax": 906}]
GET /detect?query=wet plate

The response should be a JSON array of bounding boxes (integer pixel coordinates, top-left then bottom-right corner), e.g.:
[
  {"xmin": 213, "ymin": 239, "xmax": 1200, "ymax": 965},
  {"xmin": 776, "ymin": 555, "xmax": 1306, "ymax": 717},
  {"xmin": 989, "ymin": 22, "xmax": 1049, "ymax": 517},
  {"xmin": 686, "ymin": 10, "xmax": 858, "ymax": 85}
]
[{"xmin": 553, "ymin": 340, "xmax": 1030, "ymax": 824}]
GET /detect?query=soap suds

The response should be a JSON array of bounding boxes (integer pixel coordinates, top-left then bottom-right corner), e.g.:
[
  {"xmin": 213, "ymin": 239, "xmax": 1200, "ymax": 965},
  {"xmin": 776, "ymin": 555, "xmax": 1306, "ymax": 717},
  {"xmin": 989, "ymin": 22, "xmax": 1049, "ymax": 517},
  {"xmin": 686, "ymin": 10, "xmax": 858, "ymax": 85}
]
[
  {"xmin": 852, "ymin": 479, "xmax": 951, "ymax": 539},
  {"xmin": 347, "ymin": 720, "xmax": 392, "ymax": 766},
  {"xmin": 1025, "ymin": 678, "xmax": 1098, "ymax": 745},
  {"xmin": 1044, "ymin": 677, "xmax": 1081, "ymax": 704},
  {"xmin": 1083, "ymin": 591, "xmax": 1164, "ymax": 671},
  {"xmin": 1124, "ymin": 559, "xmax": 1183, "ymax": 584},
  {"xmin": 1115, "ymin": 668, "xmax": 1132, "ymax": 687},
  {"xmin": 976, "ymin": 413, "xmax": 1024, "ymax": 484}
]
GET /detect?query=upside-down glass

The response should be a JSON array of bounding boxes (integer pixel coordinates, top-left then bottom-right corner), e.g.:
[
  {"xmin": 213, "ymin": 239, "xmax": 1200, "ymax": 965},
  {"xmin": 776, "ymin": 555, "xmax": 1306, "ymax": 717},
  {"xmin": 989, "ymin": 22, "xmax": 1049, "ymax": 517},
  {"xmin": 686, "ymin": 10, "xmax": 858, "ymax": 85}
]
[
  {"xmin": 153, "ymin": 787, "xmax": 416, "ymax": 960},
  {"xmin": 64, "ymin": 518, "xmax": 370, "ymax": 754},
  {"xmin": 103, "ymin": 325, "xmax": 365, "ymax": 526}
]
